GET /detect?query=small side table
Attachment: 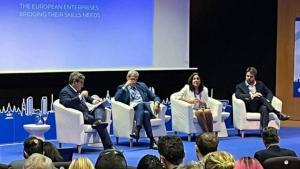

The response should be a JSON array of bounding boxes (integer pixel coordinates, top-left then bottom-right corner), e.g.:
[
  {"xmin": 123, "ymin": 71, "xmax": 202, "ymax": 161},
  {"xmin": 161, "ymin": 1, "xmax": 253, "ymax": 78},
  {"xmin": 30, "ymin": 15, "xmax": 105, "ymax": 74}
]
[
  {"xmin": 218, "ymin": 112, "xmax": 230, "ymax": 137},
  {"xmin": 23, "ymin": 124, "xmax": 50, "ymax": 140}
]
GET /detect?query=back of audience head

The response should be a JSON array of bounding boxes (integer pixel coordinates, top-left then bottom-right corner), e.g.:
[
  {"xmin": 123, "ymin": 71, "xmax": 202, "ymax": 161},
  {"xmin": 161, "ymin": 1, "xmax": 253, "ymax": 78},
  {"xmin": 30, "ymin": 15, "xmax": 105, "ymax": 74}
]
[
  {"xmin": 43, "ymin": 142, "xmax": 64, "ymax": 162},
  {"xmin": 235, "ymin": 157, "xmax": 263, "ymax": 169},
  {"xmin": 23, "ymin": 153, "xmax": 56, "ymax": 169},
  {"xmin": 262, "ymin": 127, "xmax": 279, "ymax": 146},
  {"xmin": 204, "ymin": 151, "xmax": 235, "ymax": 169},
  {"xmin": 69, "ymin": 157, "xmax": 94, "ymax": 169},
  {"xmin": 95, "ymin": 149, "xmax": 127, "ymax": 169},
  {"xmin": 196, "ymin": 132, "xmax": 219, "ymax": 158},
  {"xmin": 158, "ymin": 135, "xmax": 185, "ymax": 168},
  {"xmin": 137, "ymin": 154, "xmax": 164, "ymax": 169},
  {"xmin": 23, "ymin": 137, "xmax": 44, "ymax": 159}
]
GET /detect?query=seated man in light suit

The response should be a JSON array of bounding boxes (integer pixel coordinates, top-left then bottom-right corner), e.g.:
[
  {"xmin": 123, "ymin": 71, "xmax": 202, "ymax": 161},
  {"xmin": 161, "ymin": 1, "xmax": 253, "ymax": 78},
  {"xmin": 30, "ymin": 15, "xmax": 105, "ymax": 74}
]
[
  {"xmin": 59, "ymin": 71, "xmax": 113, "ymax": 150},
  {"xmin": 114, "ymin": 70, "xmax": 160, "ymax": 149}
]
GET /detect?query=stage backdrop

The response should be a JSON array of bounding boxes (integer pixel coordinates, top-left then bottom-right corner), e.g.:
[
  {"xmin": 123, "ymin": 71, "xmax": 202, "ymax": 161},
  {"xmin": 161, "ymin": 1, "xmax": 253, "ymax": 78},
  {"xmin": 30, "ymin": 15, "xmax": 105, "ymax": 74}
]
[{"xmin": 294, "ymin": 18, "xmax": 300, "ymax": 97}]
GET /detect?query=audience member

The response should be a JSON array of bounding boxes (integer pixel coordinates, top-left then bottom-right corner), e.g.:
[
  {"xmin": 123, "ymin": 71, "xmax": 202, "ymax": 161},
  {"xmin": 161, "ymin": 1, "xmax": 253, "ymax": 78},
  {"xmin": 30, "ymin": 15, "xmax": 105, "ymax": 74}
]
[
  {"xmin": 9, "ymin": 137, "xmax": 44, "ymax": 169},
  {"xmin": 158, "ymin": 135, "xmax": 185, "ymax": 169},
  {"xmin": 23, "ymin": 153, "xmax": 55, "ymax": 169},
  {"xmin": 59, "ymin": 71, "xmax": 113, "ymax": 150},
  {"xmin": 235, "ymin": 156, "xmax": 263, "ymax": 169},
  {"xmin": 114, "ymin": 70, "xmax": 161, "ymax": 149},
  {"xmin": 204, "ymin": 151, "xmax": 235, "ymax": 169},
  {"xmin": 43, "ymin": 142, "xmax": 64, "ymax": 162},
  {"xmin": 235, "ymin": 67, "xmax": 289, "ymax": 129},
  {"xmin": 69, "ymin": 157, "xmax": 94, "ymax": 169},
  {"xmin": 95, "ymin": 149, "xmax": 127, "ymax": 169},
  {"xmin": 196, "ymin": 132, "xmax": 219, "ymax": 169},
  {"xmin": 137, "ymin": 154, "xmax": 164, "ymax": 169},
  {"xmin": 254, "ymin": 127, "xmax": 297, "ymax": 165},
  {"xmin": 174, "ymin": 72, "xmax": 213, "ymax": 132}
]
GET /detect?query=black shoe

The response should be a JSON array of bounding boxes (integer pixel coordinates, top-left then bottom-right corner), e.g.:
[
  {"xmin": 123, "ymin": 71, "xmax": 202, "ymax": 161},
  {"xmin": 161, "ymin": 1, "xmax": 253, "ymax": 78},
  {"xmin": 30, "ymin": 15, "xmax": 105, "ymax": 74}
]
[
  {"xmin": 130, "ymin": 127, "xmax": 140, "ymax": 140},
  {"xmin": 278, "ymin": 113, "xmax": 290, "ymax": 121},
  {"xmin": 130, "ymin": 132, "xmax": 140, "ymax": 140},
  {"xmin": 150, "ymin": 140, "xmax": 158, "ymax": 150},
  {"xmin": 92, "ymin": 120, "xmax": 108, "ymax": 129}
]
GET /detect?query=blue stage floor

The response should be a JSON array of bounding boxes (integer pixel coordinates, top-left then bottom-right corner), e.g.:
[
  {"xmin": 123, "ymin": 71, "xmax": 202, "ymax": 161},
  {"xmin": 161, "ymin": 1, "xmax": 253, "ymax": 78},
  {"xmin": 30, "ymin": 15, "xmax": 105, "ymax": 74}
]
[{"xmin": 0, "ymin": 127, "xmax": 299, "ymax": 167}]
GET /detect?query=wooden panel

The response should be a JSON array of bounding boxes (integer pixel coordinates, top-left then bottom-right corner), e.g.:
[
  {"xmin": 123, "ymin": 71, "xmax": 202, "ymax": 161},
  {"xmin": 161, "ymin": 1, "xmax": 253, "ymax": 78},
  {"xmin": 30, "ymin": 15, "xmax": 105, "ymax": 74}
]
[{"xmin": 277, "ymin": 0, "xmax": 300, "ymax": 121}]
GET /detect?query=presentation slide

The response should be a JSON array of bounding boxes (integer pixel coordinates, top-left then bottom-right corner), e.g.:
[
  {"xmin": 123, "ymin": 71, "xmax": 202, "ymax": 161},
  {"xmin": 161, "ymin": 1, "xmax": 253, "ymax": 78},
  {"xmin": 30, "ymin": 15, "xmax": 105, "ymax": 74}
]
[{"xmin": 0, "ymin": 0, "xmax": 190, "ymax": 73}]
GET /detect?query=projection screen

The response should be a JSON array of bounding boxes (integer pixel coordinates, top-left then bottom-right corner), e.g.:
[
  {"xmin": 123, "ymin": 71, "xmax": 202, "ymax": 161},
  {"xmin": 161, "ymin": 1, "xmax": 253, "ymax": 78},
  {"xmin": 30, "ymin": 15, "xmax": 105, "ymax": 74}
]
[{"xmin": 0, "ymin": 0, "xmax": 190, "ymax": 73}]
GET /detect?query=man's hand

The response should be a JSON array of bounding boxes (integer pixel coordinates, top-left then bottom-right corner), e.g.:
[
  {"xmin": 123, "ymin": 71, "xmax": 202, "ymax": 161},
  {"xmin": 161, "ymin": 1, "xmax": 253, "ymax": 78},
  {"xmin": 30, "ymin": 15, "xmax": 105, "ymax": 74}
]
[
  {"xmin": 252, "ymin": 92, "xmax": 262, "ymax": 98},
  {"xmin": 153, "ymin": 102, "xmax": 160, "ymax": 116},
  {"xmin": 124, "ymin": 79, "xmax": 135, "ymax": 87},
  {"xmin": 94, "ymin": 98, "xmax": 103, "ymax": 104},
  {"xmin": 80, "ymin": 90, "xmax": 89, "ymax": 97}
]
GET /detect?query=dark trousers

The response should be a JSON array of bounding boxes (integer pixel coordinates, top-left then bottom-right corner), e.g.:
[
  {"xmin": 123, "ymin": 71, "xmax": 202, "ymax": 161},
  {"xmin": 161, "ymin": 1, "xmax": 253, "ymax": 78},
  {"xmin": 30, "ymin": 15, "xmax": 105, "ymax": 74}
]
[
  {"xmin": 246, "ymin": 96, "xmax": 275, "ymax": 128},
  {"xmin": 84, "ymin": 107, "xmax": 112, "ymax": 149},
  {"xmin": 133, "ymin": 102, "xmax": 154, "ymax": 138}
]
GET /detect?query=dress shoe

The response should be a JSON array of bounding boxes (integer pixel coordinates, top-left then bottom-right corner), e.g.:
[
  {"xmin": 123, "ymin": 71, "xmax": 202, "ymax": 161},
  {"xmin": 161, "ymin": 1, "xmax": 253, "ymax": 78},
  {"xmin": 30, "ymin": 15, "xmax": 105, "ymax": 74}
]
[
  {"xmin": 129, "ymin": 132, "xmax": 140, "ymax": 140},
  {"xmin": 278, "ymin": 113, "xmax": 290, "ymax": 121},
  {"xmin": 92, "ymin": 120, "xmax": 108, "ymax": 129},
  {"xmin": 130, "ymin": 127, "xmax": 140, "ymax": 140},
  {"xmin": 149, "ymin": 140, "xmax": 158, "ymax": 150}
]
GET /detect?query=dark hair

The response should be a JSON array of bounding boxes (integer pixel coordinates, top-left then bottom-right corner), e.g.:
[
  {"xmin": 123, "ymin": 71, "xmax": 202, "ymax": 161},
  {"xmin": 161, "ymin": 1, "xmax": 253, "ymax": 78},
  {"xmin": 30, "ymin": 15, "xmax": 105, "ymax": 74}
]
[
  {"xmin": 196, "ymin": 132, "xmax": 219, "ymax": 156},
  {"xmin": 262, "ymin": 127, "xmax": 279, "ymax": 145},
  {"xmin": 158, "ymin": 135, "xmax": 185, "ymax": 165},
  {"xmin": 246, "ymin": 67, "xmax": 258, "ymax": 77},
  {"xmin": 43, "ymin": 142, "xmax": 64, "ymax": 162},
  {"xmin": 137, "ymin": 154, "xmax": 163, "ymax": 169},
  {"xmin": 68, "ymin": 71, "xmax": 85, "ymax": 84},
  {"xmin": 95, "ymin": 149, "xmax": 127, "ymax": 169},
  {"xmin": 24, "ymin": 137, "xmax": 44, "ymax": 158},
  {"xmin": 188, "ymin": 72, "xmax": 204, "ymax": 92}
]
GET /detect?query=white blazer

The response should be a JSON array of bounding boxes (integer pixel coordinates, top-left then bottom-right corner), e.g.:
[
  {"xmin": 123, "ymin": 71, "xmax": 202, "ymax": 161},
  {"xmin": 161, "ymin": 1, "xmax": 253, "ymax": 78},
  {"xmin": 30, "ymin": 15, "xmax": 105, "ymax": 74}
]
[{"xmin": 173, "ymin": 85, "xmax": 210, "ymax": 108}]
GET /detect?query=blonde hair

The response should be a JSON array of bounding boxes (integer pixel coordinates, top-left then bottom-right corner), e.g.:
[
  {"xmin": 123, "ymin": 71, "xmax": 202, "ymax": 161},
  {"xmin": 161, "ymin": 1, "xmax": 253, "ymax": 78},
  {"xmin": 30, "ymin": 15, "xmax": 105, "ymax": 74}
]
[
  {"xmin": 205, "ymin": 151, "xmax": 235, "ymax": 169},
  {"xmin": 23, "ymin": 153, "xmax": 56, "ymax": 169},
  {"xmin": 69, "ymin": 157, "xmax": 95, "ymax": 169}
]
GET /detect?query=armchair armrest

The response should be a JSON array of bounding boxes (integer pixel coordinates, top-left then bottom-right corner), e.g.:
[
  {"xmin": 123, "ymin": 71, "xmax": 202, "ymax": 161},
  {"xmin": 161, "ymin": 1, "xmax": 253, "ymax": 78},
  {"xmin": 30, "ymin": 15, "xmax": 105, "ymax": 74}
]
[
  {"xmin": 170, "ymin": 97, "xmax": 194, "ymax": 132},
  {"xmin": 271, "ymin": 96, "xmax": 282, "ymax": 112},
  {"xmin": 53, "ymin": 100, "xmax": 85, "ymax": 143},
  {"xmin": 207, "ymin": 97, "xmax": 222, "ymax": 122},
  {"xmin": 232, "ymin": 94, "xmax": 247, "ymax": 129},
  {"xmin": 111, "ymin": 98, "xmax": 135, "ymax": 138}
]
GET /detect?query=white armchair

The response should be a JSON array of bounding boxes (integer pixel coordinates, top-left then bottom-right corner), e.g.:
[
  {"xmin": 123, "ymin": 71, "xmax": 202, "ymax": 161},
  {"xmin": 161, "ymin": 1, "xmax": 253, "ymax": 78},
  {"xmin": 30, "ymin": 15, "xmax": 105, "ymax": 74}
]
[
  {"xmin": 232, "ymin": 94, "xmax": 281, "ymax": 138},
  {"xmin": 111, "ymin": 98, "xmax": 168, "ymax": 147},
  {"xmin": 53, "ymin": 99, "xmax": 111, "ymax": 153},
  {"xmin": 170, "ymin": 93, "xmax": 223, "ymax": 141}
]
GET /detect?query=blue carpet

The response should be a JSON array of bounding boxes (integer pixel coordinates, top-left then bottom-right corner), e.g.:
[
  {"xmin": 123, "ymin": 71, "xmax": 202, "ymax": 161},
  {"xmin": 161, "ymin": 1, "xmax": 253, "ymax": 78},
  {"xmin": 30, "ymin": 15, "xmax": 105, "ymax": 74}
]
[{"xmin": 0, "ymin": 127, "xmax": 299, "ymax": 167}]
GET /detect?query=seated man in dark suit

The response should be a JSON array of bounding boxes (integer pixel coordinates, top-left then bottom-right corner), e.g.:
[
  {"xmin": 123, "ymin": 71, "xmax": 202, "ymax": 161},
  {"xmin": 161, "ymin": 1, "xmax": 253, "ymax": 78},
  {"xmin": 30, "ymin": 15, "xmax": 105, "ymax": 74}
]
[
  {"xmin": 9, "ymin": 137, "xmax": 44, "ymax": 169},
  {"xmin": 235, "ymin": 67, "xmax": 289, "ymax": 129},
  {"xmin": 114, "ymin": 70, "xmax": 161, "ymax": 149},
  {"xmin": 59, "ymin": 71, "xmax": 113, "ymax": 150},
  {"xmin": 254, "ymin": 127, "xmax": 297, "ymax": 165}
]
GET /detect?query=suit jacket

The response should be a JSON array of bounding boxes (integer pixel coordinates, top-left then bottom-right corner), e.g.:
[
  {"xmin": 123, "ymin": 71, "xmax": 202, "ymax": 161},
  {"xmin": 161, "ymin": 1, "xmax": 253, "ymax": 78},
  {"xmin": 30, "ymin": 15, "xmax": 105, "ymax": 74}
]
[
  {"xmin": 114, "ymin": 82, "xmax": 160, "ymax": 114},
  {"xmin": 59, "ymin": 85, "xmax": 95, "ymax": 123},
  {"xmin": 235, "ymin": 80, "xmax": 273, "ymax": 103},
  {"xmin": 254, "ymin": 145, "xmax": 297, "ymax": 165}
]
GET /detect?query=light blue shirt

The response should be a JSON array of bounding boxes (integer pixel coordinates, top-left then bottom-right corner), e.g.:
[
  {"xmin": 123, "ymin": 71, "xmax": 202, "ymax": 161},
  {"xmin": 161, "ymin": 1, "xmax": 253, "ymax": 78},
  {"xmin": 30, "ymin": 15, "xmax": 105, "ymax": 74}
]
[{"xmin": 128, "ymin": 86, "xmax": 143, "ymax": 107}]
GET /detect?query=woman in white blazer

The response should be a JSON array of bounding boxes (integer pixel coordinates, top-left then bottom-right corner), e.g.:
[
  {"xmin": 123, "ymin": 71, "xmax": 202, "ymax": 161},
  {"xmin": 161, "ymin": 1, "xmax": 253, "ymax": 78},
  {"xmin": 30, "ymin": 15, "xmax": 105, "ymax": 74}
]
[{"xmin": 174, "ymin": 72, "xmax": 213, "ymax": 132}]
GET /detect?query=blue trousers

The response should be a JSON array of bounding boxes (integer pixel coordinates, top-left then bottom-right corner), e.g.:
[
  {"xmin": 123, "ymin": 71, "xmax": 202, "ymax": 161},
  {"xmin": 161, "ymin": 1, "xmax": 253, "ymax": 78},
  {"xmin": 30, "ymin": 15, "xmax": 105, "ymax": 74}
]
[{"xmin": 134, "ymin": 102, "xmax": 154, "ymax": 138}]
